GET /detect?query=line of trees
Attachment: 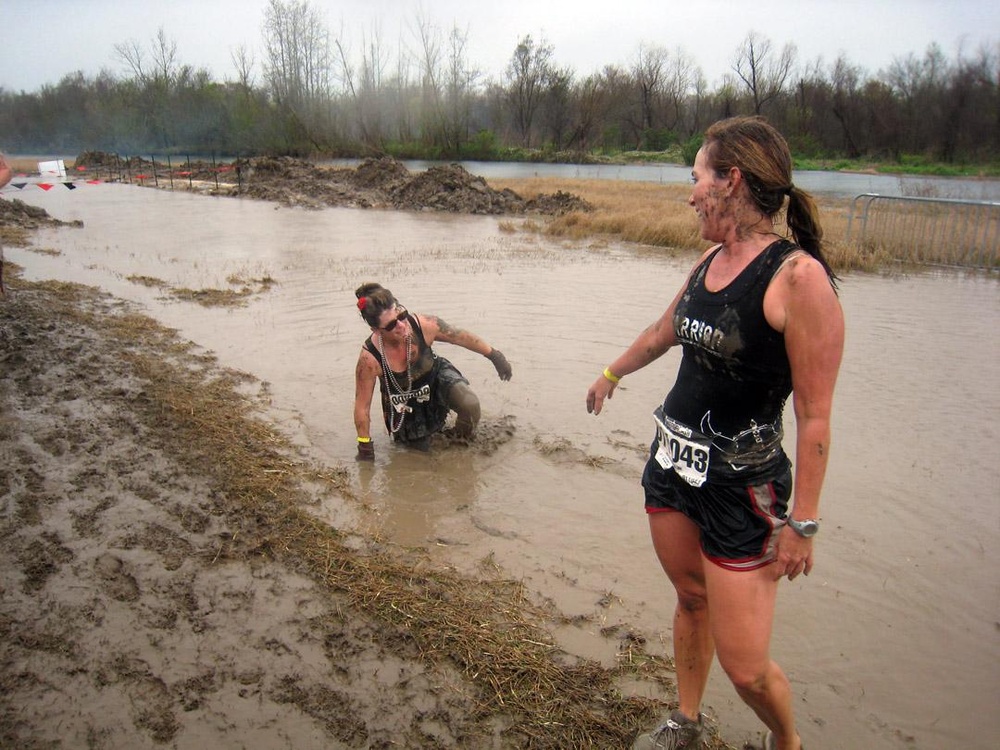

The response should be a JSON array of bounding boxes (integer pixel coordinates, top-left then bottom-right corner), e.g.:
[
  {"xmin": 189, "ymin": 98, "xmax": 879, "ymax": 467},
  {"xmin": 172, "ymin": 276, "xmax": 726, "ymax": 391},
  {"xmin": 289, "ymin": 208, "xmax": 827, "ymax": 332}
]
[{"xmin": 1, "ymin": 0, "xmax": 997, "ymax": 166}]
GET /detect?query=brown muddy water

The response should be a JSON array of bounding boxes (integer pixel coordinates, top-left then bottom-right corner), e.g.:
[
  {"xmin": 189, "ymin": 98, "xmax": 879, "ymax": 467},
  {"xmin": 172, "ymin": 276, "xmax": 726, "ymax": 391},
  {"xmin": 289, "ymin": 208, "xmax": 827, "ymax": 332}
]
[{"xmin": 8, "ymin": 182, "xmax": 1000, "ymax": 750}]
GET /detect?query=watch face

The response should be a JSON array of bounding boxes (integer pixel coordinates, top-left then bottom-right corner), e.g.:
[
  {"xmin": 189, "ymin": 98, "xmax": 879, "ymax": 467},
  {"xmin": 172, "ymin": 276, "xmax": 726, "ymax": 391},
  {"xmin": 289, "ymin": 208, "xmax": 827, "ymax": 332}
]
[{"xmin": 789, "ymin": 518, "xmax": 819, "ymax": 537}]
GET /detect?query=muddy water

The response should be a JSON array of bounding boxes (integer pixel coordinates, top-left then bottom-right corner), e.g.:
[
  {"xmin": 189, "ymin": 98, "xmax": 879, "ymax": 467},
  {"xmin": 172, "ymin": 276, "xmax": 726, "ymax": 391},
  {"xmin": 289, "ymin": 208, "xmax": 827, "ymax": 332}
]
[{"xmin": 10, "ymin": 183, "xmax": 1000, "ymax": 750}]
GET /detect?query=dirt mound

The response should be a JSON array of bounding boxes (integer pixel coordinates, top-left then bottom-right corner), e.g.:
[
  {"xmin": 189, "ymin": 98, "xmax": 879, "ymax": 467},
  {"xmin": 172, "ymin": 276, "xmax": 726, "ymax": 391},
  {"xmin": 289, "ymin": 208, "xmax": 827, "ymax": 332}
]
[
  {"xmin": 0, "ymin": 197, "xmax": 82, "ymax": 231},
  {"xmin": 240, "ymin": 156, "xmax": 529, "ymax": 214},
  {"xmin": 349, "ymin": 156, "xmax": 412, "ymax": 189},
  {"xmin": 74, "ymin": 150, "xmax": 121, "ymax": 169},
  {"xmin": 388, "ymin": 163, "xmax": 524, "ymax": 215},
  {"xmin": 72, "ymin": 151, "xmax": 592, "ymax": 217},
  {"xmin": 525, "ymin": 189, "xmax": 594, "ymax": 215}
]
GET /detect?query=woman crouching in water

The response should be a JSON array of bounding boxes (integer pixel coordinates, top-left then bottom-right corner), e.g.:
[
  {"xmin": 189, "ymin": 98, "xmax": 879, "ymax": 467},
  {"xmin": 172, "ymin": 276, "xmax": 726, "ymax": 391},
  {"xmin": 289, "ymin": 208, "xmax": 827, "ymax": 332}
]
[{"xmin": 353, "ymin": 282, "xmax": 512, "ymax": 459}]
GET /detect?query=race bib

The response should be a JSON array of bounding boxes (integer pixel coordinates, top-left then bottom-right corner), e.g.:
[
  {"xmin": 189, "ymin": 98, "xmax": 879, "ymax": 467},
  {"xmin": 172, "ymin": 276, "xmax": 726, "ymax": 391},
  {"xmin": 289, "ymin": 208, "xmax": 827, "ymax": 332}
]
[
  {"xmin": 653, "ymin": 407, "xmax": 710, "ymax": 487},
  {"xmin": 389, "ymin": 384, "xmax": 432, "ymax": 413}
]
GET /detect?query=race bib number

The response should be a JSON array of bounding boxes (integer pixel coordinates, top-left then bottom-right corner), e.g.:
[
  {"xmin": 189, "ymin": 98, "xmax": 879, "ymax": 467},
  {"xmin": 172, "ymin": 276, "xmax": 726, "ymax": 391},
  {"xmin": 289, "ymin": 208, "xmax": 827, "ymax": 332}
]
[
  {"xmin": 389, "ymin": 384, "xmax": 431, "ymax": 412},
  {"xmin": 653, "ymin": 408, "xmax": 710, "ymax": 487}
]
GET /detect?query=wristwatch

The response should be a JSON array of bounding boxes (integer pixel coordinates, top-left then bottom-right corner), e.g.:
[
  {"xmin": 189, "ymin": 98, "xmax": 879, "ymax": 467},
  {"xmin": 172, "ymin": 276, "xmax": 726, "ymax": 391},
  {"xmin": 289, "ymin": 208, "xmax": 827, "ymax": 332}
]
[{"xmin": 786, "ymin": 517, "xmax": 820, "ymax": 538}]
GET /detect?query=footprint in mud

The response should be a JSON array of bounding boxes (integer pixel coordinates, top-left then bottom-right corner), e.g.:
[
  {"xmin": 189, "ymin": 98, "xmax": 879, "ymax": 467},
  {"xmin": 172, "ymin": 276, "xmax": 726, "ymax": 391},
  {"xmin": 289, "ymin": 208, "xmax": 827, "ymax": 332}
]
[
  {"xmin": 137, "ymin": 523, "xmax": 195, "ymax": 571},
  {"xmin": 94, "ymin": 553, "xmax": 141, "ymax": 602},
  {"xmin": 17, "ymin": 531, "xmax": 74, "ymax": 593}
]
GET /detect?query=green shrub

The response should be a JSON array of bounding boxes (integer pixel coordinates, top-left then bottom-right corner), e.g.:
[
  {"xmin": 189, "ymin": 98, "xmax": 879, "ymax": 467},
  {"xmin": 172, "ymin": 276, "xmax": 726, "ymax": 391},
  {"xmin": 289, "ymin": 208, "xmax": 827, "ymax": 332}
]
[{"xmin": 681, "ymin": 134, "xmax": 703, "ymax": 166}]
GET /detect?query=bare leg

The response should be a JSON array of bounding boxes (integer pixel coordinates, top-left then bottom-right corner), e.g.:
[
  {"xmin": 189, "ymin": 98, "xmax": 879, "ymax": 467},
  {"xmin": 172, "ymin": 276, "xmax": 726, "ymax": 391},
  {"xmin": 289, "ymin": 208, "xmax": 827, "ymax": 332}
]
[
  {"xmin": 703, "ymin": 562, "xmax": 802, "ymax": 750},
  {"xmin": 648, "ymin": 512, "xmax": 714, "ymax": 722},
  {"xmin": 447, "ymin": 382, "xmax": 480, "ymax": 438}
]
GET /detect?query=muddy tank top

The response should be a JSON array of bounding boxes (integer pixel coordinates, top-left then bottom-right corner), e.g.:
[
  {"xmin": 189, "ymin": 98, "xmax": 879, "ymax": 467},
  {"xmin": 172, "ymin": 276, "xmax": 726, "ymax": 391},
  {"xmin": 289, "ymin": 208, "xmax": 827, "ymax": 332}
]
[
  {"xmin": 364, "ymin": 316, "xmax": 449, "ymax": 442},
  {"xmin": 660, "ymin": 239, "xmax": 797, "ymax": 485}
]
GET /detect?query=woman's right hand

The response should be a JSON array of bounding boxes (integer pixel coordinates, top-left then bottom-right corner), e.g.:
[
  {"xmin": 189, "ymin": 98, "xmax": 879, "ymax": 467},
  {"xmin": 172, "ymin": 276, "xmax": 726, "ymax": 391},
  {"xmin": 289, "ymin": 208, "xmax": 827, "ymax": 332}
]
[{"xmin": 586, "ymin": 375, "xmax": 617, "ymax": 415}]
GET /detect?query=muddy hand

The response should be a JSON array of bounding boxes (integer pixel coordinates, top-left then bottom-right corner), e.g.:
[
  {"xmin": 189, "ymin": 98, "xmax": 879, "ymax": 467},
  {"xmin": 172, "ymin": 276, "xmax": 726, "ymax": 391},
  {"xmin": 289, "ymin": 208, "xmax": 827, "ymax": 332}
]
[
  {"xmin": 586, "ymin": 376, "xmax": 616, "ymax": 415},
  {"xmin": 487, "ymin": 349, "xmax": 512, "ymax": 381},
  {"xmin": 356, "ymin": 440, "xmax": 375, "ymax": 461}
]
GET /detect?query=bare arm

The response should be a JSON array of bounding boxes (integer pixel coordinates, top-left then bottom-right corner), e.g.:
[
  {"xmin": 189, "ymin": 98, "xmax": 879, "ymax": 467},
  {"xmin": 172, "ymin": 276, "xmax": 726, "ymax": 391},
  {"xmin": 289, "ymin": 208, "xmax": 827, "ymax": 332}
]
[
  {"xmin": 766, "ymin": 255, "xmax": 845, "ymax": 578},
  {"xmin": 585, "ymin": 250, "xmax": 711, "ymax": 415},
  {"xmin": 419, "ymin": 314, "xmax": 492, "ymax": 354},
  {"xmin": 353, "ymin": 347, "xmax": 380, "ymax": 439},
  {"xmin": 417, "ymin": 313, "xmax": 512, "ymax": 380}
]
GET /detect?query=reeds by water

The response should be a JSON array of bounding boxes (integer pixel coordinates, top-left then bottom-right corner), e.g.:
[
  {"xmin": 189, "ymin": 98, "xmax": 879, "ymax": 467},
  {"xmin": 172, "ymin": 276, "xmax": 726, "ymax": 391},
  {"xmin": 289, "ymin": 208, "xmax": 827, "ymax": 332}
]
[{"xmin": 489, "ymin": 177, "xmax": 903, "ymax": 274}]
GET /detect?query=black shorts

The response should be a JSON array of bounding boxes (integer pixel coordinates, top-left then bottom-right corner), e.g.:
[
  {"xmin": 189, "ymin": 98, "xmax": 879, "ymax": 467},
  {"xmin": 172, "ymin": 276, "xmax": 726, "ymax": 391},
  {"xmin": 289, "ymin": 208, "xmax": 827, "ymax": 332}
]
[{"xmin": 642, "ymin": 450, "xmax": 792, "ymax": 571}]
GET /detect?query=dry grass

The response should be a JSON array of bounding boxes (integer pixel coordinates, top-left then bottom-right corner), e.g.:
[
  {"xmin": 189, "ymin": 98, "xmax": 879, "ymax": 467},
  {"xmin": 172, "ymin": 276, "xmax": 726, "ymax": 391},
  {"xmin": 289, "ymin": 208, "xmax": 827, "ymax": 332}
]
[
  {"xmin": 7, "ymin": 272, "xmax": 737, "ymax": 749},
  {"xmin": 489, "ymin": 177, "xmax": 917, "ymax": 274},
  {"xmin": 0, "ymin": 225, "xmax": 32, "ymax": 248},
  {"xmin": 125, "ymin": 272, "xmax": 277, "ymax": 308},
  {"xmin": 494, "ymin": 178, "xmax": 702, "ymax": 251}
]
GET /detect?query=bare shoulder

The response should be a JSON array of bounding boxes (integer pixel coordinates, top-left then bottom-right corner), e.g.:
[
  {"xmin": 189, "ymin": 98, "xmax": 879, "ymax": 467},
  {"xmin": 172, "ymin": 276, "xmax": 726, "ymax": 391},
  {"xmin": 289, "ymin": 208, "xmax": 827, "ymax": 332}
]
[
  {"xmin": 766, "ymin": 252, "xmax": 841, "ymax": 332},
  {"xmin": 775, "ymin": 252, "xmax": 837, "ymax": 299},
  {"xmin": 417, "ymin": 313, "xmax": 452, "ymax": 343},
  {"xmin": 357, "ymin": 343, "xmax": 379, "ymax": 371}
]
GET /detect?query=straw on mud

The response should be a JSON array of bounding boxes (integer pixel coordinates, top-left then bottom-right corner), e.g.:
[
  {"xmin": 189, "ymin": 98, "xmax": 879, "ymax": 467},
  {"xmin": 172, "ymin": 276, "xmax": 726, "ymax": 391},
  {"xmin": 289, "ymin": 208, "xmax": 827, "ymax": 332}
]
[{"xmin": 15, "ymin": 274, "xmax": 736, "ymax": 749}]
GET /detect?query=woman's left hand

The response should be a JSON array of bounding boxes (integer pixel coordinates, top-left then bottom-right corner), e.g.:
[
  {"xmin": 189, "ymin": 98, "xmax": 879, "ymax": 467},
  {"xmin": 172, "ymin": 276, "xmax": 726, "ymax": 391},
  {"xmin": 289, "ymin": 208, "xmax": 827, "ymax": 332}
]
[
  {"xmin": 773, "ymin": 527, "xmax": 814, "ymax": 581},
  {"xmin": 487, "ymin": 349, "xmax": 512, "ymax": 380}
]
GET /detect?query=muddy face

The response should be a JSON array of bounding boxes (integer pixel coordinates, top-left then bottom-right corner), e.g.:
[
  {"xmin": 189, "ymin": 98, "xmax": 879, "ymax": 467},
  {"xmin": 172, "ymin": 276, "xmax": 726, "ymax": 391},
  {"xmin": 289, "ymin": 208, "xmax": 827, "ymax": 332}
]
[{"xmin": 688, "ymin": 147, "xmax": 735, "ymax": 243}]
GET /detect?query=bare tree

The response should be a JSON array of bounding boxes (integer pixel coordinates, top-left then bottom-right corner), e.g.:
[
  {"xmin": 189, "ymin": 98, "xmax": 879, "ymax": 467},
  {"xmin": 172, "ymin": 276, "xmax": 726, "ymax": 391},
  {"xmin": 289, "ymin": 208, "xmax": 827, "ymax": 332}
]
[
  {"xmin": 541, "ymin": 66, "xmax": 574, "ymax": 150},
  {"xmin": 632, "ymin": 44, "xmax": 668, "ymax": 133},
  {"xmin": 504, "ymin": 34, "xmax": 553, "ymax": 147},
  {"xmin": 831, "ymin": 54, "xmax": 864, "ymax": 157},
  {"xmin": 262, "ymin": 0, "xmax": 331, "ymax": 108},
  {"xmin": 412, "ymin": 11, "xmax": 443, "ymax": 145},
  {"xmin": 114, "ymin": 39, "xmax": 147, "ymax": 83},
  {"xmin": 442, "ymin": 24, "xmax": 480, "ymax": 153},
  {"xmin": 564, "ymin": 73, "xmax": 608, "ymax": 151},
  {"xmin": 150, "ymin": 28, "xmax": 179, "ymax": 86},
  {"xmin": 732, "ymin": 31, "xmax": 796, "ymax": 114},
  {"xmin": 884, "ymin": 44, "xmax": 949, "ymax": 153},
  {"xmin": 112, "ymin": 27, "xmax": 182, "ymax": 148},
  {"xmin": 662, "ymin": 48, "xmax": 697, "ymax": 132},
  {"xmin": 230, "ymin": 44, "xmax": 256, "ymax": 91}
]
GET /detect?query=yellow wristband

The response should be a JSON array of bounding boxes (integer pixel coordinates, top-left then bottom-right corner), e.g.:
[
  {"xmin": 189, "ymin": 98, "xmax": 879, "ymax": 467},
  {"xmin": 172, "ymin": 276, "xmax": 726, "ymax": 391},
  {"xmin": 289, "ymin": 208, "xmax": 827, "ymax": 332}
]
[
  {"xmin": 357, "ymin": 436, "xmax": 372, "ymax": 443},
  {"xmin": 603, "ymin": 367, "xmax": 621, "ymax": 384}
]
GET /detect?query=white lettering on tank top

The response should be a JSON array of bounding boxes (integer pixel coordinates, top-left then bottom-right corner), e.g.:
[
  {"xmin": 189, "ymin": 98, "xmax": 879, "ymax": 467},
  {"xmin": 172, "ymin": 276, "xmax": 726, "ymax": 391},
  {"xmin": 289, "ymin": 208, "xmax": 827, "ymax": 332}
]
[
  {"xmin": 388, "ymin": 384, "xmax": 431, "ymax": 412},
  {"xmin": 675, "ymin": 316, "xmax": 725, "ymax": 351}
]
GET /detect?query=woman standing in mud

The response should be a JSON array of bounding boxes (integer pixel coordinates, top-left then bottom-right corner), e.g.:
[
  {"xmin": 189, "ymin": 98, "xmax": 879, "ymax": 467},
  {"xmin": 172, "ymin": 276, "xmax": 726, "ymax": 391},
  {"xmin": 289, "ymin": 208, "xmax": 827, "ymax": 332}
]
[
  {"xmin": 353, "ymin": 282, "xmax": 512, "ymax": 459},
  {"xmin": 586, "ymin": 117, "xmax": 843, "ymax": 750}
]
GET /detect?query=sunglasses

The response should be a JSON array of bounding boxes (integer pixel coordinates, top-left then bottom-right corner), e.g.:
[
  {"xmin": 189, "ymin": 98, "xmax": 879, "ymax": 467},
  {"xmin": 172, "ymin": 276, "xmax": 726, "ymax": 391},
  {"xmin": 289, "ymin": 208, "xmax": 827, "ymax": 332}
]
[{"xmin": 377, "ymin": 308, "xmax": 408, "ymax": 332}]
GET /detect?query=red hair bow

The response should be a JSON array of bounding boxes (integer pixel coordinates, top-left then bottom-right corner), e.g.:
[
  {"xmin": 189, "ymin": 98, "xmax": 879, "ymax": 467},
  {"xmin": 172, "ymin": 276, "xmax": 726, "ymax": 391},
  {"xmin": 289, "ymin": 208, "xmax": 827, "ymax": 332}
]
[{"xmin": 357, "ymin": 297, "xmax": 367, "ymax": 311}]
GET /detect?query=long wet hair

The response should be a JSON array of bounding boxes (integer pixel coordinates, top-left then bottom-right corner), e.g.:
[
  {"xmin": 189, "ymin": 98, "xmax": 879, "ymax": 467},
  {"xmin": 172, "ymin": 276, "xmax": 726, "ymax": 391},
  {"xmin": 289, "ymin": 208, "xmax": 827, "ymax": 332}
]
[
  {"xmin": 355, "ymin": 282, "xmax": 398, "ymax": 327},
  {"xmin": 703, "ymin": 116, "xmax": 837, "ymax": 285}
]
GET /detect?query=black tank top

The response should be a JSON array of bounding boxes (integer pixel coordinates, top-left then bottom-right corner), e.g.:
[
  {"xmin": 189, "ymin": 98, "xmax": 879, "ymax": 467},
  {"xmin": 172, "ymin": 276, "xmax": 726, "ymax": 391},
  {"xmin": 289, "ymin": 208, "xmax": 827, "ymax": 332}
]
[
  {"xmin": 662, "ymin": 239, "xmax": 797, "ymax": 484},
  {"xmin": 364, "ymin": 316, "xmax": 449, "ymax": 442}
]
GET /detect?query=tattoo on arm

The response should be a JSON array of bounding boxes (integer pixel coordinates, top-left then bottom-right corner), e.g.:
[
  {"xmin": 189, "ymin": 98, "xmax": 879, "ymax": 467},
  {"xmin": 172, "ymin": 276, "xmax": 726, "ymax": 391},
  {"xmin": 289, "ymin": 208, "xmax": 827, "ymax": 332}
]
[{"xmin": 434, "ymin": 317, "xmax": 463, "ymax": 338}]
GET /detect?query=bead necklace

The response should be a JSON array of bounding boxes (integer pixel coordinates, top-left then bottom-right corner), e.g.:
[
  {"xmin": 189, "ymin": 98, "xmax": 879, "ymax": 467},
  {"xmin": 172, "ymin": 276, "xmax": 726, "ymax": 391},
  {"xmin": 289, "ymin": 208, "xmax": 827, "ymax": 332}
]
[{"xmin": 377, "ymin": 331, "xmax": 413, "ymax": 434}]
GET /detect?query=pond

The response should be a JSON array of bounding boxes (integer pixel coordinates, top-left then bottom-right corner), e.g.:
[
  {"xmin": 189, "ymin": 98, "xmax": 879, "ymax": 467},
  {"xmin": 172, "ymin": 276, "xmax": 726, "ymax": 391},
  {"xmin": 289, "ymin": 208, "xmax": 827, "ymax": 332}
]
[{"xmin": 9, "ymin": 181, "xmax": 1000, "ymax": 750}]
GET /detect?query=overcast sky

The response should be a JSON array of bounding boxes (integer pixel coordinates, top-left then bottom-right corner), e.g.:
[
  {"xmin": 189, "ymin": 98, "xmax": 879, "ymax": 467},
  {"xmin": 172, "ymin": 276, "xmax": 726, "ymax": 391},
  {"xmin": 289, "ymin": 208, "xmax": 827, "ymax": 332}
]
[{"xmin": 2, "ymin": 0, "xmax": 997, "ymax": 93}]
